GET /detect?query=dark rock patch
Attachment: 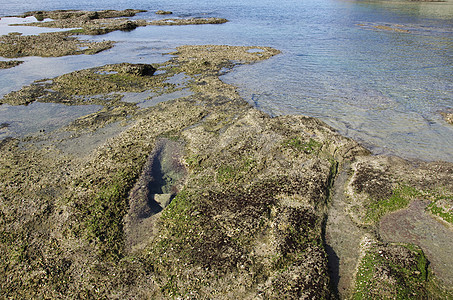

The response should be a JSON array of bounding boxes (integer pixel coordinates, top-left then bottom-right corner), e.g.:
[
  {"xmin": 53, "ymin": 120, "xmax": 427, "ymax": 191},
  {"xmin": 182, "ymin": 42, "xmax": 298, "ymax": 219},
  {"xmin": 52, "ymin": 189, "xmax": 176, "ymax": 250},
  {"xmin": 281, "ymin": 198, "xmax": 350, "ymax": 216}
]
[{"xmin": 118, "ymin": 63, "xmax": 156, "ymax": 77}]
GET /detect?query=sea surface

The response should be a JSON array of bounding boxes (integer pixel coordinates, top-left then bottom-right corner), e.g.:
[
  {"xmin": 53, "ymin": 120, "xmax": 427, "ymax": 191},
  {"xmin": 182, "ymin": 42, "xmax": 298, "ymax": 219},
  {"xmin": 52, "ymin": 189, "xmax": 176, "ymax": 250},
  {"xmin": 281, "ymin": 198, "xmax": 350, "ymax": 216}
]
[{"xmin": 0, "ymin": 0, "xmax": 452, "ymax": 161}]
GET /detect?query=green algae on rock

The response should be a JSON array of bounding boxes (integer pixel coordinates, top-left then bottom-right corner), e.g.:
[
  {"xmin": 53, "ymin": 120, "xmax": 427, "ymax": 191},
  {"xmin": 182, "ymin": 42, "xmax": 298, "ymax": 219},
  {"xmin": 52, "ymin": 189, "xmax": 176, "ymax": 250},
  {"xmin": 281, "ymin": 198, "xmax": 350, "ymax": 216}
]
[
  {"xmin": 0, "ymin": 63, "xmax": 161, "ymax": 104},
  {"xmin": 1, "ymin": 43, "xmax": 452, "ymax": 299},
  {"xmin": 353, "ymin": 237, "xmax": 430, "ymax": 299},
  {"xmin": 341, "ymin": 155, "xmax": 453, "ymax": 297},
  {"xmin": 0, "ymin": 44, "xmax": 357, "ymax": 298},
  {"xmin": 345, "ymin": 155, "xmax": 453, "ymax": 227}
]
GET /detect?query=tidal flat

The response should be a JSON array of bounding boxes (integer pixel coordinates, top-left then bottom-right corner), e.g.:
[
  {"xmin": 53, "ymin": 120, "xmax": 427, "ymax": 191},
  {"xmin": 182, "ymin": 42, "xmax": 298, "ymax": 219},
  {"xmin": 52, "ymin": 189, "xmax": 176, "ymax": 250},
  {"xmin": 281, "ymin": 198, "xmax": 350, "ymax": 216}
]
[{"xmin": 1, "ymin": 9, "xmax": 453, "ymax": 299}]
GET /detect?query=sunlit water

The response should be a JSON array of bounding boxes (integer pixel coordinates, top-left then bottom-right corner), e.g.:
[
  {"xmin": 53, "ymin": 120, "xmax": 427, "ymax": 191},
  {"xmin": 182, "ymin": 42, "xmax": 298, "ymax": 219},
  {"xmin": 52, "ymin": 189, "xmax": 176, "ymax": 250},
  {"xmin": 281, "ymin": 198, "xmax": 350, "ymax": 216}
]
[{"xmin": 0, "ymin": 0, "xmax": 452, "ymax": 161}]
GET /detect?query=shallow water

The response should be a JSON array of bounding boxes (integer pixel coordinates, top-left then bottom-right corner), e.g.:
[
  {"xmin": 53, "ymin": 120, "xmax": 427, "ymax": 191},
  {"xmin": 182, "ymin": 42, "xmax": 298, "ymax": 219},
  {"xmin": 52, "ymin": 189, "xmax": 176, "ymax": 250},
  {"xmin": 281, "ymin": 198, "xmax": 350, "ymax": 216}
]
[
  {"xmin": 0, "ymin": 102, "xmax": 102, "ymax": 139},
  {"xmin": 0, "ymin": 0, "xmax": 452, "ymax": 161}
]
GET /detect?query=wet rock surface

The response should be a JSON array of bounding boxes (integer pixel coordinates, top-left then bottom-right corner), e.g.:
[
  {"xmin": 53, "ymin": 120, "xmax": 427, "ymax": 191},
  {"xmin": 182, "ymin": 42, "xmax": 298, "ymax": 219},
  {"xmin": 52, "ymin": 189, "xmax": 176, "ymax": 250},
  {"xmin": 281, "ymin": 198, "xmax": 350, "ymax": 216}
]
[
  {"xmin": 330, "ymin": 155, "xmax": 453, "ymax": 298},
  {"xmin": 1, "ymin": 37, "xmax": 452, "ymax": 300},
  {"xmin": 0, "ymin": 31, "xmax": 114, "ymax": 58},
  {"xmin": 380, "ymin": 200, "xmax": 453, "ymax": 288},
  {"xmin": 325, "ymin": 163, "xmax": 369, "ymax": 297},
  {"xmin": 0, "ymin": 59, "xmax": 23, "ymax": 69},
  {"xmin": 1, "ymin": 44, "xmax": 352, "ymax": 298},
  {"xmin": 156, "ymin": 10, "xmax": 173, "ymax": 15},
  {"xmin": 0, "ymin": 10, "xmax": 228, "ymax": 61},
  {"xmin": 125, "ymin": 138, "xmax": 186, "ymax": 252}
]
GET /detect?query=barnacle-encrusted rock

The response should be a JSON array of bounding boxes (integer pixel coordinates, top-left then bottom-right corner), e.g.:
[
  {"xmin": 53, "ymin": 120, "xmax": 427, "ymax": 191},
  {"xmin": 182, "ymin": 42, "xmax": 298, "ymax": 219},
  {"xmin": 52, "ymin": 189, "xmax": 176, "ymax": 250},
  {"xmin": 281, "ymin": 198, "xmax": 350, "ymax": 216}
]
[{"xmin": 1, "ymin": 43, "xmax": 452, "ymax": 299}]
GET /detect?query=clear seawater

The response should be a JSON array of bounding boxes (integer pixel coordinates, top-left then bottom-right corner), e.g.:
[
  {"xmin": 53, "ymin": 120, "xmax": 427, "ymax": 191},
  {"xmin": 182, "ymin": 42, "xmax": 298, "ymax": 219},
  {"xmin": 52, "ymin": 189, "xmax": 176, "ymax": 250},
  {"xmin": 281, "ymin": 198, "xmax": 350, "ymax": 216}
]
[{"xmin": 0, "ymin": 0, "xmax": 452, "ymax": 161}]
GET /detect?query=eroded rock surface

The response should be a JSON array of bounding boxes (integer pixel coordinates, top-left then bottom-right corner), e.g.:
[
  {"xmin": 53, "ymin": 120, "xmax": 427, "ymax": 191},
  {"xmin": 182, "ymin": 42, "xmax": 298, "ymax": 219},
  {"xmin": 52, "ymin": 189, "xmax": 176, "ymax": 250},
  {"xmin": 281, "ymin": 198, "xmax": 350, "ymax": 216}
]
[
  {"xmin": 1, "ymin": 44, "xmax": 355, "ymax": 298},
  {"xmin": 337, "ymin": 155, "xmax": 453, "ymax": 298},
  {"xmin": 1, "ymin": 43, "xmax": 452, "ymax": 299},
  {"xmin": 0, "ymin": 31, "xmax": 114, "ymax": 58},
  {"xmin": 0, "ymin": 10, "xmax": 228, "ymax": 61}
]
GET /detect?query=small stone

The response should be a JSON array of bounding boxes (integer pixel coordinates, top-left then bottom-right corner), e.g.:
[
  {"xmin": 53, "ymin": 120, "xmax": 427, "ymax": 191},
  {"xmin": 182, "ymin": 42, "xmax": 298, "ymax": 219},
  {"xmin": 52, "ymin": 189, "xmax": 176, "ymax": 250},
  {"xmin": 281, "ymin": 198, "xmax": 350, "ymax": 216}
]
[{"xmin": 119, "ymin": 63, "xmax": 156, "ymax": 76}]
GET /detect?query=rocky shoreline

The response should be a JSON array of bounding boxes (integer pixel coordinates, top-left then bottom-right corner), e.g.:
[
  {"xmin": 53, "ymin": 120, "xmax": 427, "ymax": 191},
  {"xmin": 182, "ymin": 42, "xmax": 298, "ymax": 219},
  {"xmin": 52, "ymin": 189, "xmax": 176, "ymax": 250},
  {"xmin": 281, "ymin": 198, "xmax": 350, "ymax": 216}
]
[
  {"xmin": 1, "ymin": 10, "xmax": 453, "ymax": 299},
  {"xmin": 0, "ymin": 9, "xmax": 227, "ymax": 59}
]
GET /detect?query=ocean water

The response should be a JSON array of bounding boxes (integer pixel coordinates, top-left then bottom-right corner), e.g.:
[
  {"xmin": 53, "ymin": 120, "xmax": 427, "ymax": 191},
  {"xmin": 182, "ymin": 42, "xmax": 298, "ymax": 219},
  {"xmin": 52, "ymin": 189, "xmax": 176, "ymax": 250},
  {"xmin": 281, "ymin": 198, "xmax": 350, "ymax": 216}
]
[{"xmin": 0, "ymin": 0, "xmax": 452, "ymax": 161}]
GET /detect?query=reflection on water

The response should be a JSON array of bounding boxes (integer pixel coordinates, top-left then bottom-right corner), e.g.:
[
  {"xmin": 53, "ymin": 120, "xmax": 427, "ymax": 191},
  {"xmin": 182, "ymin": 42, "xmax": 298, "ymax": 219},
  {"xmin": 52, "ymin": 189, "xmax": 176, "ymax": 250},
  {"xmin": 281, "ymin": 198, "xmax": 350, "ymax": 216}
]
[
  {"xmin": 0, "ymin": 102, "xmax": 102, "ymax": 138},
  {"xmin": 0, "ymin": 0, "xmax": 452, "ymax": 161},
  {"xmin": 0, "ymin": 16, "xmax": 69, "ymax": 35},
  {"xmin": 121, "ymin": 89, "xmax": 193, "ymax": 108}
]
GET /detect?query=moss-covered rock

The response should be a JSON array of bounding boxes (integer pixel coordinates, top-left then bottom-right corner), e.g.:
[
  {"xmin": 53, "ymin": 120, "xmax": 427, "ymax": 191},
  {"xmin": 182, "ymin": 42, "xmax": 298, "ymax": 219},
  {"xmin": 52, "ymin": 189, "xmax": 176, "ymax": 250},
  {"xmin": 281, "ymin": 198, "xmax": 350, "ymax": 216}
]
[
  {"xmin": 353, "ymin": 238, "xmax": 429, "ymax": 299},
  {"xmin": 341, "ymin": 155, "xmax": 453, "ymax": 297},
  {"xmin": 1, "ymin": 43, "xmax": 452, "ymax": 298},
  {"xmin": 345, "ymin": 155, "xmax": 453, "ymax": 227}
]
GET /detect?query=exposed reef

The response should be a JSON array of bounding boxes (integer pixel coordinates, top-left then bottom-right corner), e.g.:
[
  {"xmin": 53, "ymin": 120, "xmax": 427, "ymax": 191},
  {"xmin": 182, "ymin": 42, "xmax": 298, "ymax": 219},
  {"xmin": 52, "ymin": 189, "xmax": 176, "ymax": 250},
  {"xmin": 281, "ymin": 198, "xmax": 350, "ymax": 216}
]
[
  {"xmin": 346, "ymin": 155, "xmax": 453, "ymax": 228},
  {"xmin": 335, "ymin": 155, "xmax": 453, "ymax": 298},
  {"xmin": 0, "ymin": 60, "xmax": 23, "ymax": 69},
  {"xmin": 18, "ymin": 9, "xmax": 146, "ymax": 20},
  {"xmin": 148, "ymin": 17, "xmax": 228, "ymax": 26},
  {"xmin": 155, "ymin": 10, "xmax": 173, "ymax": 15},
  {"xmin": 0, "ymin": 10, "xmax": 228, "ymax": 61},
  {"xmin": 12, "ymin": 9, "xmax": 227, "ymax": 33},
  {"xmin": 0, "ymin": 31, "xmax": 114, "ymax": 58},
  {"xmin": 353, "ymin": 237, "xmax": 430, "ymax": 298},
  {"xmin": 1, "ymin": 42, "xmax": 452, "ymax": 299}
]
